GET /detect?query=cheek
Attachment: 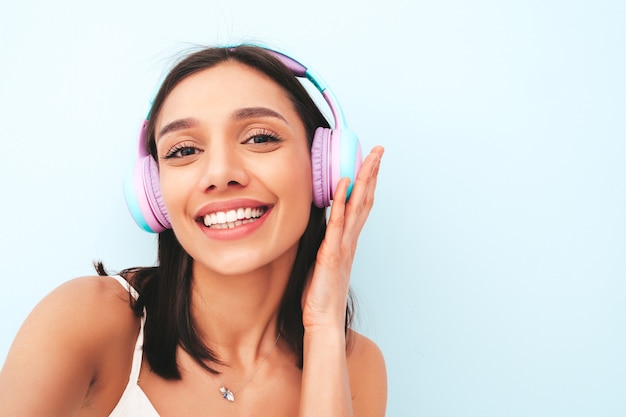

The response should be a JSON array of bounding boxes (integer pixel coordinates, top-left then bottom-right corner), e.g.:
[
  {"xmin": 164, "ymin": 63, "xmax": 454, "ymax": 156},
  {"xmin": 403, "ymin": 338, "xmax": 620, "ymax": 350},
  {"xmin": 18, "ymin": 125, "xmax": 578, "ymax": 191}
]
[
  {"xmin": 279, "ymin": 153, "xmax": 314, "ymax": 235},
  {"xmin": 280, "ymin": 151, "xmax": 313, "ymax": 204}
]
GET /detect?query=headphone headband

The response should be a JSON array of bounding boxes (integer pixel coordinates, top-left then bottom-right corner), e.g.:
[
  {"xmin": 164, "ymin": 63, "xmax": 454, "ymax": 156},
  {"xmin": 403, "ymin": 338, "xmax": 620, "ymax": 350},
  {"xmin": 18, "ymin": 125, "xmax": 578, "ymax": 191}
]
[{"xmin": 265, "ymin": 49, "xmax": 346, "ymax": 130}]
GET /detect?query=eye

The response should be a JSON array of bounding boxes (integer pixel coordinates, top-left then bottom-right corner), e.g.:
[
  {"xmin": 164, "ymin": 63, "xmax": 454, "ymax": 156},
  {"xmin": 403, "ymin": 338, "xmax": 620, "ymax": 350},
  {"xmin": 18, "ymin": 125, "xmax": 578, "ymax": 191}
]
[
  {"xmin": 244, "ymin": 129, "xmax": 283, "ymax": 145},
  {"xmin": 247, "ymin": 135, "xmax": 272, "ymax": 144},
  {"xmin": 163, "ymin": 143, "xmax": 202, "ymax": 159}
]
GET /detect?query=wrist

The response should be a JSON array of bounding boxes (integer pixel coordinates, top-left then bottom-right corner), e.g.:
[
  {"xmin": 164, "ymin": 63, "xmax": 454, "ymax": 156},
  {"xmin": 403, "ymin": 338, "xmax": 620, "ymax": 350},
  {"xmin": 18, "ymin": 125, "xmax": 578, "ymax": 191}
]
[
  {"xmin": 303, "ymin": 325, "xmax": 346, "ymax": 346},
  {"xmin": 302, "ymin": 306, "xmax": 348, "ymax": 331}
]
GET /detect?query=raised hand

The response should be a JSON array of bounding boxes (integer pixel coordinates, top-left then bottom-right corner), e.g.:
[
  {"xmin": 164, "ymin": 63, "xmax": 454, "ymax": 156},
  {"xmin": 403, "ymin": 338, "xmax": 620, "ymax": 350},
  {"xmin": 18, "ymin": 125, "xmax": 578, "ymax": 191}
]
[{"xmin": 302, "ymin": 146, "xmax": 384, "ymax": 330}]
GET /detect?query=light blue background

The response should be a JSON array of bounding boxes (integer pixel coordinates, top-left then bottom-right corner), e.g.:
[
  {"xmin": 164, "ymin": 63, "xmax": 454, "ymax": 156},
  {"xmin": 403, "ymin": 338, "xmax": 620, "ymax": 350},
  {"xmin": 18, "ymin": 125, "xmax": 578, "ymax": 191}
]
[{"xmin": 1, "ymin": 1, "xmax": 625, "ymax": 415}]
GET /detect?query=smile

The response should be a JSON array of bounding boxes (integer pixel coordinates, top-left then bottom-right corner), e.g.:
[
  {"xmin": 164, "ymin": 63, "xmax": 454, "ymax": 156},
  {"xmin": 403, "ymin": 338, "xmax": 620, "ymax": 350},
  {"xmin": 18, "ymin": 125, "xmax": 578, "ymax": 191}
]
[{"xmin": 202, "ymin": 207, "xmax": 268, "ymax": 229}]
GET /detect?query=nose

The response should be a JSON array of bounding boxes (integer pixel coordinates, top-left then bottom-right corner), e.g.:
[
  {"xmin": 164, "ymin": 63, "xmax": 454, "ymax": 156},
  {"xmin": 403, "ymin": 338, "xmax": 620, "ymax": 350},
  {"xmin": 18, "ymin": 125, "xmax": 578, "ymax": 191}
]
[{"xmin": 197, "ymin": 140, "xmax": 250, "ymax": 192}]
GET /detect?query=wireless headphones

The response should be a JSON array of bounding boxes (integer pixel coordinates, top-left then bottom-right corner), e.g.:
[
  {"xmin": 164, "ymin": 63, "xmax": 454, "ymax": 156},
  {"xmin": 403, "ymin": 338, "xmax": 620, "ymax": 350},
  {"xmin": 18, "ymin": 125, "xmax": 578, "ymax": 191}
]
[{"xmin": 124, "ymin": 45, "xmax": 362, "ymax": 233}]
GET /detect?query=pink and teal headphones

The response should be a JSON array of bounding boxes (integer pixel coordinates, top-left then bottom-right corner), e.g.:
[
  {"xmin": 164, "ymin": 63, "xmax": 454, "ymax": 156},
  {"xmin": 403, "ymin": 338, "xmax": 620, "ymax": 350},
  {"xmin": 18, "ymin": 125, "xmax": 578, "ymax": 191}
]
[{"xmin": 124, "ymin": 45, "xmax": 362, "ymax": 233}]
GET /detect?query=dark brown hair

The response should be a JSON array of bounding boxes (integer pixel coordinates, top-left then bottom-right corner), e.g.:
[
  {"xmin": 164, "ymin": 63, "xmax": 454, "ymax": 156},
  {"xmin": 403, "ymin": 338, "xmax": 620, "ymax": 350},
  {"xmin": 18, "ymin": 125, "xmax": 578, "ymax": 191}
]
[{"xmin": 98, "ymin": 45, "xmax": 354, "ymax": 379}]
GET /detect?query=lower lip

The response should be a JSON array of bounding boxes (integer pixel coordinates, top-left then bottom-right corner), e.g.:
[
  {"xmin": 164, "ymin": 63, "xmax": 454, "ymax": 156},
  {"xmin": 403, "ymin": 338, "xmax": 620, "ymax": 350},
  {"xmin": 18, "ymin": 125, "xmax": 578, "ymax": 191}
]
[{"xmin": 197, "ymin": 208, "xmax": 272, "ymax": 241}]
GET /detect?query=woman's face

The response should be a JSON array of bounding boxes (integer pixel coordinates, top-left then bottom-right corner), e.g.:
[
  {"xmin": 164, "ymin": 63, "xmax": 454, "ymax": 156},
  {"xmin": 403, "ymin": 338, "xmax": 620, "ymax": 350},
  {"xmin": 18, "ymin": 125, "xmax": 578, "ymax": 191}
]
[{"xmin": 155, "ymin": 61, "xmax": 313, "ymax": 277}]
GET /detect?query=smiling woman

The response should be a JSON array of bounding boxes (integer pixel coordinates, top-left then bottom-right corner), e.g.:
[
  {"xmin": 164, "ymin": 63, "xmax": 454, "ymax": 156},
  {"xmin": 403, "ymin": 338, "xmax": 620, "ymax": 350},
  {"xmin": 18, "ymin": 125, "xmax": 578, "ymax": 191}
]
[{"xmin": 0, "ymin": 45, "xmax": 386, "ymax": 417}]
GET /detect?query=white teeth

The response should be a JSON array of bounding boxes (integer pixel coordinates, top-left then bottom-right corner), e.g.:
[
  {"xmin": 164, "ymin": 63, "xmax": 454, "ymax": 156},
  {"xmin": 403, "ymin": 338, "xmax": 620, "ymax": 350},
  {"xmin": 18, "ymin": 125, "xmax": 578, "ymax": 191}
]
[
  {"xmin": 203, "ymin": 207, "xmax": 266, "ymax": 228},
  {"xmin": 226, "ymin": 210, "xmax": 237, "ymax": 222}
]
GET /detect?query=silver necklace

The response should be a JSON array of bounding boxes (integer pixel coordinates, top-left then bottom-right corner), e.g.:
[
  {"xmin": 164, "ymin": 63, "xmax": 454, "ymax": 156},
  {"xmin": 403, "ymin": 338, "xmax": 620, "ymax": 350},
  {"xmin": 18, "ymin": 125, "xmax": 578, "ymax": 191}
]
[{"xmin": 218, "ymin": 330, "xmax": 282, "ymax": 402}]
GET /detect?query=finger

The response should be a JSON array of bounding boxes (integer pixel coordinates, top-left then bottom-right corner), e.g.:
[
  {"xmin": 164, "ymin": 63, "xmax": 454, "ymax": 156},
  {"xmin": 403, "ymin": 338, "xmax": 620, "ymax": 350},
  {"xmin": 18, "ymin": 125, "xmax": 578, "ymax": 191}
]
[
  {"xmin": 348, "ymin": 146, "xmax": 384, "ymax": 211},
  {"xmin": 359, "ymin": 148, "xmax": 383, "ymax": 215},
  {"xmin": 316, "ymin": 177, "xmax": 351, "ymax": 268},
  {"xmin": 325, "ymin": 176, "xmax": 351, "ymax": 242},
  {"xmin": 342, "ymin": 147, "xmax": 384, "ymax": 235},
  {"xmin": 321, "ymin": 146, "xmax": 383, "ymax": 256}
]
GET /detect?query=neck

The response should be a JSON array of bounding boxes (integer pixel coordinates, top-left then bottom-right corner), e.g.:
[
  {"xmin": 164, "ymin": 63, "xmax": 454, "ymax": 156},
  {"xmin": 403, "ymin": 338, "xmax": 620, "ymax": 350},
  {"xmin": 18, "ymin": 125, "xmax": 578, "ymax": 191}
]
[{"xmin": 189, "ymin": 247, "xmax": 295, "ymax": 366}]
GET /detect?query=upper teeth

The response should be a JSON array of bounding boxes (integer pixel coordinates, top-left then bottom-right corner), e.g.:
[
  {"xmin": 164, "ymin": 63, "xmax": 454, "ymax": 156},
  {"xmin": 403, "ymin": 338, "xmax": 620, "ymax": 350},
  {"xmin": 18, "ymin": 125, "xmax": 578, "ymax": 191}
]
[{"xmin": 203, "ymin": 207, "xmax": 265, "ymax": 228}]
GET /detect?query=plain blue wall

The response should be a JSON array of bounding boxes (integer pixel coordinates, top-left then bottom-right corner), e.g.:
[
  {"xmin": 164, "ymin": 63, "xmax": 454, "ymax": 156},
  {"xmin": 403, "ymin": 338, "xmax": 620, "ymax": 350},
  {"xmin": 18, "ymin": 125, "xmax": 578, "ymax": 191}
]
[{"xmin": 1, "ymin": 1, "xmax": 625, "ymax": 415}]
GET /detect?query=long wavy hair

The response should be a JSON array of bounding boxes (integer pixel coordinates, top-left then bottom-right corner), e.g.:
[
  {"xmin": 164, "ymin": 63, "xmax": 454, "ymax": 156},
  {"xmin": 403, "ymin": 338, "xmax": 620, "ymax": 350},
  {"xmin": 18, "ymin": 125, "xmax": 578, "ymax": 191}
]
[{"xmin": 97, "ymin": 45, "xmax": 354, "ymax": 379}]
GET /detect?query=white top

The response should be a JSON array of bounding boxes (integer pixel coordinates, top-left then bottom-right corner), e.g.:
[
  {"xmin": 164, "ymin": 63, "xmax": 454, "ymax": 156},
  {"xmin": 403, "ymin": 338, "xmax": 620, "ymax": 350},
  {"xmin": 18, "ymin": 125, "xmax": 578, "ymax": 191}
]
[{"xmin": 107, "ymin": 275, "xmax": 160, "ymax": 417}]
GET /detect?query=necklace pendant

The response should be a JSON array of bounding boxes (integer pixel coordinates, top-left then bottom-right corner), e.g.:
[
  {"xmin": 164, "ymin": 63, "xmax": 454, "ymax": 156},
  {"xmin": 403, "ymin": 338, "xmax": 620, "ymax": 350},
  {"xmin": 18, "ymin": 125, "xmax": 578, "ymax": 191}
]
[{"xmin": 220, "ymin": 386, "xmax": 235, "ymax": 402}]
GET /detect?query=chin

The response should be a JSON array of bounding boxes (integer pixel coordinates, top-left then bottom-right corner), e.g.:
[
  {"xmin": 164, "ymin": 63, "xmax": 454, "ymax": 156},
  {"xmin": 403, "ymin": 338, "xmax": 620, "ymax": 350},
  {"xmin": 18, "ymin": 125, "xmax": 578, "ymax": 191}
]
[{"xmin": 192, "ymin": 243, "xmax": 300, "ymax": 279}]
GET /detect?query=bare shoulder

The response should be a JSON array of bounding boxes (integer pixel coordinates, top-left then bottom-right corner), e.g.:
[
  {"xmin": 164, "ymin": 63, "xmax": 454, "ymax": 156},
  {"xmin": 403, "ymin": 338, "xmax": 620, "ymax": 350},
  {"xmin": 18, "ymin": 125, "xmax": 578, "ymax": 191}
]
[
  {"xmin": 18, "ymin": 275, "xmax": 139, "ymax": 346},
  {"xmin": 347, "ymin": 330, "xmax": 388, "ymax": 417},
  {"xmin": 0, "ymin": 275, "xmax": 139, "ymax": 416}
]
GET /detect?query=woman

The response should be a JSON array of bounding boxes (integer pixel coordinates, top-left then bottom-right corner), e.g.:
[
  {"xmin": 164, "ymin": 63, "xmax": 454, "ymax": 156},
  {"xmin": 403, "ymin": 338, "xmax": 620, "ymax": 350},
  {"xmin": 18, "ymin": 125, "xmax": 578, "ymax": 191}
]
[{"xmin": 0, "ymin": 45, "xmax": 386, "ymax": 416}]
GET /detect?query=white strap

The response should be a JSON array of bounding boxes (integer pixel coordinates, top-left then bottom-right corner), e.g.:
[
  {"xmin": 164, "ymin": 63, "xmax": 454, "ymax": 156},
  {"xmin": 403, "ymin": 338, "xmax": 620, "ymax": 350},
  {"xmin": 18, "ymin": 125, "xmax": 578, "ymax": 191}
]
[
  {"xmin": 109, "ymin": 275, "xmax": 140, "ymax": 301},
  {"xmin": 109, "ymin": 275, "xmax": 145, "ymax": 384}
]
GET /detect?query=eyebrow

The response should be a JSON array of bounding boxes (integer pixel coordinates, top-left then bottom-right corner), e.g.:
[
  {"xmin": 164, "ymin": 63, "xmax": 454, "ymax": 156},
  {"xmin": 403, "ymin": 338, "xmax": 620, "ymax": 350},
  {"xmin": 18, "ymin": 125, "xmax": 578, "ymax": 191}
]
[
  {"xmin": 157, "ymin": 117, "xmax": 199, "ymax": 140},
  {"xmin": 233, "ymin": 107, "xmax": 288, "ymax": 123}
]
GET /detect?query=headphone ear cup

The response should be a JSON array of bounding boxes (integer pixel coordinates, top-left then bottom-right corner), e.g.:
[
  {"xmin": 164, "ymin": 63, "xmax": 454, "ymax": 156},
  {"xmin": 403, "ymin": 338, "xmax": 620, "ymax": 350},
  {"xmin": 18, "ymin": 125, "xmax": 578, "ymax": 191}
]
[
  {"xmin": 310, "ymin": 126, "xmax": 363, "ymax": 208},
  {"xmin": 142, "ymin": 156, "xmax": 171, "ymax": 231},
  {"xmin": 311, "ymin": 127, "xmax": 332, "ymax": 208},
  {"xmin": 123, "ymin": 154, "xmax": 171, "ymax": 233},
  {"xmin": 123, "ymin": 121, "xmax": 171, "ymax": 233},
  {"xmin": 339, "ymin": 127, "xmax": 362, "ymax": 200}
]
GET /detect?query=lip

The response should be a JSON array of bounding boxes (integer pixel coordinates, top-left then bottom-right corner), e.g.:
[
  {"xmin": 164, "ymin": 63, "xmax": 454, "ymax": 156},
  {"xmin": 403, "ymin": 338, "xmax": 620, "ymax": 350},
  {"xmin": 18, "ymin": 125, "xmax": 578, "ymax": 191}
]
[{"xmin": 194, "ymin": 198, "xmax": 273, "ymax": 241}]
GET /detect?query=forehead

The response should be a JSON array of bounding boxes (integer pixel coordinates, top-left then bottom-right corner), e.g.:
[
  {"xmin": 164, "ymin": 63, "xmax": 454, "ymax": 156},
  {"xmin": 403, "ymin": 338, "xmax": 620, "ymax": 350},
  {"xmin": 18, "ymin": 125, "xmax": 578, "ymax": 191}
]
[{"xmin": 157, "ymin": 61, "xmax": 297, "ymax": 125}]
